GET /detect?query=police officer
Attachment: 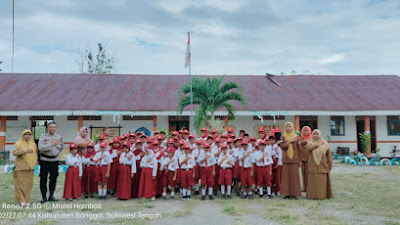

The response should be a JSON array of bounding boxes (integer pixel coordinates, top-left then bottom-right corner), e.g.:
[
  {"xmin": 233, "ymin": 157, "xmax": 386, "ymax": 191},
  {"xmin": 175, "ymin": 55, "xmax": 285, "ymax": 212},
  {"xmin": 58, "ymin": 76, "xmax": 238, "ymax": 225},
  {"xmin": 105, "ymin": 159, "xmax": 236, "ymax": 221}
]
[{"xmin": 38, "ymin": 122, "xmax": 64, "ymax": 203}]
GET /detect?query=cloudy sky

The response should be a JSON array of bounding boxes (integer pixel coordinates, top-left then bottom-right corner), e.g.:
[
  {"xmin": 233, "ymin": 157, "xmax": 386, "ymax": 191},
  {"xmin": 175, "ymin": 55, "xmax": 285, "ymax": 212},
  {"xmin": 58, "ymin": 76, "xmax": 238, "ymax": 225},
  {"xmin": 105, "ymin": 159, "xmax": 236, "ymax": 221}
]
[{"xmin": 0, "ymin": 0, "xmax": 399, "ymax": 75}]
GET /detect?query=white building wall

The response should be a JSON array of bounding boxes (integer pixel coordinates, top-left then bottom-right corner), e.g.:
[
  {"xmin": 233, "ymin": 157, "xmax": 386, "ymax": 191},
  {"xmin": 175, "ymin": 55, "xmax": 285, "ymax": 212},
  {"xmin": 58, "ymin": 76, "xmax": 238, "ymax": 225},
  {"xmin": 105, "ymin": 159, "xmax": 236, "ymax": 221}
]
[
  {"xmin": 228, "ymin": 116, "xmax": 294, "ymax": 137},
  {"xmin": 375, "ymin": 116, "xmax": 399, "ymax": 156}
]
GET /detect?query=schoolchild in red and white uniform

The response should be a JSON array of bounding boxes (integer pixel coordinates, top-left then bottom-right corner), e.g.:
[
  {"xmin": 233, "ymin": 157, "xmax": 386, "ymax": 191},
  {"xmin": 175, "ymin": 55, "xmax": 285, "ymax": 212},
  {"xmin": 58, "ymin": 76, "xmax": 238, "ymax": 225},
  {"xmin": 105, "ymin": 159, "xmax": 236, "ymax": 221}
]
[
  {"xmin": 218, "ymin": 144, "xmax": 234, "ymax": 199},
  {"xmin": 200, "ymin": 127, "xmax": 208, "ymax": 141},
  {"xmin": 82, "ymin": 143, "xmax": 97, "ymax": 198},
  {"xmin": 93, "ymin": 142, "xmax": 112, "ymax": 199},
  {"xmin": 64, "ymin": 144, "xmax": 83, "ymax": 200},
  {"xmin": 138, "ymin": 143, "xmax": 158, "ymax": 200},
  {"xmin": 178, "ymin": 144, "xmax": 196, "ymax": 200},
  {"xmin": 153, "ymin": 141, "xmax": 165, "ymax": 198},
  {"xmin": 94, "ymin": 134, "xmax": 109, "ymax": 152},
  {"xmin": 220, "ymin": 133, "xmax": 228, "ymax": 144},
  {"xmin": 191, "ymin": 139, "xmax": 204, "ymax": 195},
  {"xmin": 131, "ymin": 140, "xmax": 144, "ymax": 198},
  {"xmin": 239, "ymin": 140, "xmax": 255, "ymax": 199},
  {"xmin": 117, "ymin": 141, "xmax": 137, "ymax": 200},
  {"xmin": 232, "ymin": 137, "xmax": 242, "ymax": 196},
  {"xmin": 161, "ymin": 147, "xmax": 178, "ymax": 200},
  {"xmin": 254, "ymin": 140, "xmax": 273, "ymax": 199},
  {"xmin": 198, "ymin": 143, "xmax": 216, "ymax": 200},
  {"xmin": 270, "ymin": 136, "xmax": 282, "ymax": 196}
]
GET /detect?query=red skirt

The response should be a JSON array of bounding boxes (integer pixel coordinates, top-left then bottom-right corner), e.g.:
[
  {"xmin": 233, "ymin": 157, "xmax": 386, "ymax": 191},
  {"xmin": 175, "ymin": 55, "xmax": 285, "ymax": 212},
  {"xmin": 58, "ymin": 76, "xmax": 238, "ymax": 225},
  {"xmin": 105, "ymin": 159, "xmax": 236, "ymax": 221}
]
[
  {"xmin": 138, "ymin": 168, "xmax": 155, "ymax": 198},
  {"xmin": 156, "ymin": 165, "xmax": 163, "ymax": 196},
  {"xmin": 257, "ymin": 166, "xmax": 272, "ymax": 187},
  {"xmin": 163, "ymin": 170, "xmax": 176, "ymax": 188},
  {"xmin": 63, "ymin": 167, "xmax": 82, "ymax": 199},
  {"xmin": 117, "ymin": 164, "xmax": 132, "ymax": 200},
  {"xmin": 213, "ymin": 164, "xmax": 220, "ymax": 191},
  {"xmin": 272, "ymin": 165, "xmax": 282, "ymax": 193},
  {"xmin": 82, "ymin": 165, "xmax": 97, "ymax": 194},
  {"xmin": 241, "ymin": 167, "xmax": 254, "ymax": 187},
  {"xmin": 233, "ymin": 162, "xmax": 241, "ymax": 179},
  {"xmin": 194, "ymin": 164, "xmax": 201, "ymax": 181},
  {"xmin": 131, "ymin": 161, "xmax": 141, "ymax": 198},
  {"xmin": 180, "ymin": 169, "xmax": 194, "ymax": 188},
  {"xmin": 218, "ymin": 168, "xmax": 232, "ymax": 186},
  {"xmin": 108, "ymin": 161, "xmax": 119, "ymax": 190},
  {"xmin": 200, "ymin": 166, "xmax": 214, "ymax": 186}
]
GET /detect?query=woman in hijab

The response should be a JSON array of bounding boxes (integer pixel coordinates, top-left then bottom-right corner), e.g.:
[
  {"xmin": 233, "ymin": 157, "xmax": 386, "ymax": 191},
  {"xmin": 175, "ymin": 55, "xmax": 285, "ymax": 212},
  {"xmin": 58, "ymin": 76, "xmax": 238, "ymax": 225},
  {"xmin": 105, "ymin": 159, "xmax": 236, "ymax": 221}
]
[
  {"xmin": 13, "ymin": 129, "xmax": 38, "ymax": 206},
  {"xmin": 279, "ymin": 122, "xmax": 301, "ymax": 199},
  {"xmin": 75, "ymin": 127, "xmax": 92, "ymax": 155},
  {"xmin": 298, "ymin": 126, "xmax": 312, "ymax": 192},
  {"xmin": 305, "ymin": 129, "xmax": 333, "ymax": 199}
]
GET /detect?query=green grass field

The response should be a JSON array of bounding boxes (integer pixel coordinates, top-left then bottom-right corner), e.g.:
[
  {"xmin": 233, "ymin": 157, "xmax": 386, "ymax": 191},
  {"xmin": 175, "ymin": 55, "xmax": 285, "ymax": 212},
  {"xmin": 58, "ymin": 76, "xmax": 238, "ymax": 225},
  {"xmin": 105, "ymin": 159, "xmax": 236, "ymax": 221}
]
[{"xmin": 0, "ymin": 162, "xmax": 399, "ymax": 225}]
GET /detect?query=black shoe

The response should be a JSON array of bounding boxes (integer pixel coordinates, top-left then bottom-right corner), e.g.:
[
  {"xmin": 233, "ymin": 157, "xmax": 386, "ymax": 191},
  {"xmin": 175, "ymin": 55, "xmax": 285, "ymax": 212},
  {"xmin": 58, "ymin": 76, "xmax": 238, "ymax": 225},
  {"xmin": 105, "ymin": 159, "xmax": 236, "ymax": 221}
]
[
  {"xmin": 222, "ymin": 194, "xmax": 226, "ymax": 199},
  {"xmin": 103, "ymin": 195, "xmax": 107, "ymax": 200},
  {"xmin": 236, "ymin": 191, "xmax": 241, "ymax": 197},
  {"xmin": 48, "ymin": 196, "xmax": 57, "ymax": 202},
  {"xmin": 209, "ymin": 195, "xmax": 214, "ymax": 200},
  {"xmin": 227, "ymin": 195, "xmax": 232, "ymax": 199},
  {"xmin": 170, "ymin": 196, "xmax": 175, "ymax": 200},
  {"xmin": 187, "ymin": 195, "xmax": 191, "ymax": 199},
  {"xmin": 194, "ymin": 191, "xmax": 199, "ymax": 196},
  {"xmin": 214, "ymin": 191, "xmax": 219, "ymax": 197},
  {"xmin": 248, "ymin": 194, "xmax": 253, "ymax": 199},
  {"xmin": 89, "ymin": 193, "xmax": 94, "ymax": 198},
  {"xmin": 83, "ymin": 194, "xmax": 88, "ymax": 199},
  {"xmin": 183, "ymin": 196, "xmax": 187, "ymax": 200},
  {"xmin": 267, "ymin": 195, "xmax": 273, "ymax": 199},
  {"xmin": 162, "ymin": 195, "xmax": 167, "ymax": 200},
  {"xmin": 201, "ymin": 195, "xmax": 206, "ymax": 200},
  {"xmin": 241, "ymin": 193, "xmax": 247, "ymax": 199},
  {"xmin": 284, "ymin": 196, "xmax": 290, "ymax": 199},
  {"xmin": 259, "ymin": 195, "xmax": 264, "ymax": 199},
  {"xmin": 40, "ymin": 197, "xmax": 47, "ymax": 203},
  {"xmin": 98, "ymin": 196, "xmax": 103, "ymax": 200}
]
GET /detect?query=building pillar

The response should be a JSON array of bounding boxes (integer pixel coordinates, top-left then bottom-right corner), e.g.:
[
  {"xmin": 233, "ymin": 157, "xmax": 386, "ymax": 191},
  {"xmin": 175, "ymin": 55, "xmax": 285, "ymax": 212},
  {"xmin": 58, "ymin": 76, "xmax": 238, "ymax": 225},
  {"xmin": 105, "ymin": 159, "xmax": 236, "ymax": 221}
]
[
  {"xmin": 294, "ymin": 115, "xmax": 300, "ymax": 133},
  {"xmin": 153, "ymin": 116, "xmax": 157, "ymax": 131},
  {"xmin": 364, "ymin": 115, "xmax": 371, "ymax": 156},
  {"xmin": 0, "ymin": 116, "xmax": 6, "ymax": 152},
  {"xmin": 78, "ymin": 116, "xmax": 83, "ymax": 131},
  {"xmin": 224, "ymin": 116, "xmax": 228, "ymax": 129}
]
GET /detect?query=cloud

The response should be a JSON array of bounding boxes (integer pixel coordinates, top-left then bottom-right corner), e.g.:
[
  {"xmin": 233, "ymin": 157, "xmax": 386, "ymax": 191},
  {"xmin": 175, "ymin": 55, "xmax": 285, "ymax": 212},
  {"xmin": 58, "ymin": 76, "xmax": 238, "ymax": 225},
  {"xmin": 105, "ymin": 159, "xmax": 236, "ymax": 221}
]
[{"xmin": 319, "ymin": 54, "xmax": 345, "ymax": 64}]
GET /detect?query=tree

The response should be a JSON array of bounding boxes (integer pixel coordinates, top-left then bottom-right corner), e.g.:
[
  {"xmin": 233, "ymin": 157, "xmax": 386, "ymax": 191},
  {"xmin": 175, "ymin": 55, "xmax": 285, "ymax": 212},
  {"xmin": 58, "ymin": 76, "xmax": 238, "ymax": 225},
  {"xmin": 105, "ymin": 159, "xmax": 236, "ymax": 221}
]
[
  {"xmin": 75, "ymin": 43, "xmax": 114, "ymax": 73},
  {"xmin": 177, "ymin": 76, "xmax": 247, "ymax": 130}
]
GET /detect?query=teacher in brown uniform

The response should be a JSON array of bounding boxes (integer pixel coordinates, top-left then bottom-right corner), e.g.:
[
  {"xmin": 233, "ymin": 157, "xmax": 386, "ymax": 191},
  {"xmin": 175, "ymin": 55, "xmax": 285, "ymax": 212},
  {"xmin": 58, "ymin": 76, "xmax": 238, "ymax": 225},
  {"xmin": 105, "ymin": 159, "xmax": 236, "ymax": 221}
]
[
  {"xmin": 298, "ymin": 126, "xmax": 312, "ymax": 192},
  {"xmin": 305, "ymin": 129, "xmax": 333, "ymax": 199},
  {"xmin": 279, "ymin": 122, "xmax": 301, "ymax": 199}
]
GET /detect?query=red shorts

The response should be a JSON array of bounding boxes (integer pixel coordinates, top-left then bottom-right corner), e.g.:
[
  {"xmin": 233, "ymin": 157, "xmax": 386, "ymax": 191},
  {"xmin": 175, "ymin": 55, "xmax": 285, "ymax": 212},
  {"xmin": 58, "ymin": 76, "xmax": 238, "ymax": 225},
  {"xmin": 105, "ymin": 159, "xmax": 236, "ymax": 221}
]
[
  {"xmin": 240, "ymin": 167, "xmax": 254, "ymax": 187},
  {"xmin": 180, "ymin": 169, "xmax": 194, "ymax": 188},
  {"xmin": 97, "ymin": 165, "xmax": 109, "ymax": 183},
  {"xmin": 200, "ymin": 166, "xmax": 215, "ymax": 186},
  {"xmin": 257, "ymin": 166, "xmax": 272, "ymax": 187},
  {"xmin": 233, "ymin": 162, "xmax": 241, "ymax": 179},
  {"xmin": 218, "ymin": 168, "xmax": 232, "ymax": 186},
  {"xmin": 163, "ymin": 170, "xmax": 176, "ymax": 188}
]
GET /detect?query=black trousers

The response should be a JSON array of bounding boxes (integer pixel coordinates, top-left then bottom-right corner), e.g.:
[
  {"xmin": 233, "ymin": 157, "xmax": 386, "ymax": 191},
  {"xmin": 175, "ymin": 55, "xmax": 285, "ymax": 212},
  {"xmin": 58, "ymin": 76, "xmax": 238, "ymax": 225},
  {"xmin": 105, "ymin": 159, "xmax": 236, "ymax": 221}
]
[{"xmin": 39, "ymin": 160, "xmax": 59, "ymax": 198}]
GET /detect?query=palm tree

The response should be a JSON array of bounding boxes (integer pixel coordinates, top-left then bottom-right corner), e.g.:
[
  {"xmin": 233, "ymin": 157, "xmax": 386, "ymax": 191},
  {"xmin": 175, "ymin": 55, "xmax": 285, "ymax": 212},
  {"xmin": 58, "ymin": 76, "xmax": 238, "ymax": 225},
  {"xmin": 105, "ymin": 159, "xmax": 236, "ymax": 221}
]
[{"xmin": 177, "ymin": 76, "xmax": 247, "ymax": 130}]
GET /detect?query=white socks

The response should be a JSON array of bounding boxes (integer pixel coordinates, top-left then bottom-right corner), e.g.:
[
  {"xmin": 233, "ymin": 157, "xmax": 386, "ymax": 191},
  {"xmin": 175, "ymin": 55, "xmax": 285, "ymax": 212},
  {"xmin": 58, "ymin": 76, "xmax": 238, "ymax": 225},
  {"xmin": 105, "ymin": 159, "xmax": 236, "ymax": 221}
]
[
  {"xmin": 259, "ymin": 187, "xmax": 264, "ymax": 196},
  {"xmin": 195, "ymin": 184, "xmax": 199, "ymax": 191},
  {"xmin": 227, "ymin": 186, "xmax": 231, "ymax": 195},
  {"xmin": 102, "ymin": 189, "xmax": 107, "ymax": 196},
  {"xmin": 171, "ymin": 192, "xmax": 175, "ymax": 197},
  {"xmin": 202, "ymin": 189, "xmax": 206, "ymax": 196},
  {"xmin": 162, "ymin": 192, "xmax": 166, "ymax": 196},
  {"xmin": 267, "ymin": 187, "xmax": 271, "ymax": 195},
  {"xmin": 221, "ymin": 185, "xmax": 225, "ymax": 195},
  {"xmin": 208, "ymin": 187, "xmax": 213, "ymax": 196},
  {"xmin": 187, "ymin": 190, "xmax": 191, "ymax": 196},
  {"xmin": 98, "ymin": 188, "xmax": 106, "ymax": 196}
]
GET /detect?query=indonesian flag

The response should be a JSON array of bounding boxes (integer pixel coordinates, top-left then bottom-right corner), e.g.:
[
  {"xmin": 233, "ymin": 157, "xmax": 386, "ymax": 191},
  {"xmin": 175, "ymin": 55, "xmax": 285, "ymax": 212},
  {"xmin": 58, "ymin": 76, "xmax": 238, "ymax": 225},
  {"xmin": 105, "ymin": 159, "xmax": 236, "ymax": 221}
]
[{"xmin": 185, "ymin": 32, "xmax": 191, "ymax": 68}]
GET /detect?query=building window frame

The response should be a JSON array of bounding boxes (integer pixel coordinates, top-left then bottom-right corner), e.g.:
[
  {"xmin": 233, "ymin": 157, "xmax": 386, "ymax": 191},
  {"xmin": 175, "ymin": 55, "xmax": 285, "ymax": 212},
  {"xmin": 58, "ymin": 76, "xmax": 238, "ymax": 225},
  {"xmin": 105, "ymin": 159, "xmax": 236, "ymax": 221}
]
[
  {"xmin": 330, "ymin": 116, "xmax": 345, "ymax": 136},
  {"xmin": 387, "ymin": 116, "xmax": 400, "ymax": 136},
  {"xmin": 67, "ymin": 115, "xmax": 102, "ymax": 121}
]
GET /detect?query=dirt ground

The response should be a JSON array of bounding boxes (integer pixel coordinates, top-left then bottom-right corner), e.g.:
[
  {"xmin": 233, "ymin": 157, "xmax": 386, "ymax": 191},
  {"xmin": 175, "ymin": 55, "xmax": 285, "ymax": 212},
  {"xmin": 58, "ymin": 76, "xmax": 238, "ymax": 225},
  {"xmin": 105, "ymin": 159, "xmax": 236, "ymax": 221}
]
[{"xmin": 1, "ymin": 161, "xmax": 400, "ymax": 225}]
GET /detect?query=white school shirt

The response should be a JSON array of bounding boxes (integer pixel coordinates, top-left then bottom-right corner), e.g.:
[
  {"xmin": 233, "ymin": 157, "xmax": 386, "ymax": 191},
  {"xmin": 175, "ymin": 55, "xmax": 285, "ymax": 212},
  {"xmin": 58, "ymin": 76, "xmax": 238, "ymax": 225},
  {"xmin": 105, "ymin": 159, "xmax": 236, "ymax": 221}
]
[
  {"xmin": 240, "ymin": 149, "xmax": 255, "ymax": 168},
  {"xmin": 140, "ymin": 152, "xmax": 158, "ymax": 177},
  {"xmin": 191, "ymin": 147, "xmax": 204, "ymax": 164},
  {"xmin": 119, "ymin": 152, "xmax": 137, "ymax": 174},
  {"xmin": 161, "ymin": 157, "xmax": 178, "ymax": 171},
  {"xmin": 82, "ymin": 153, "xmax": 96, "ymax": 166},
  {"xmin": 217, "ymin": 152, "xmax": 234, "ymax": 169},
  {"xmin": 94, "ymin": 143, "xmax": 110, "ymax": 152},
  {"xmin": 232, "ymin": 147, "xmax": 241, "ymax": 163},
  {"xmin": 273, "ymin": 144, "xmax": 283, "ymax": 166},
  {"xmin": 253, "ymin": 150, "xmax": 273, "ymax": 167},
  {"xmin": 65, "ymin": 153, "xmax": 83, "ymax": 177},
  {"xmin": 173, "ymin": 149, "xmax": 183, "ymax": 160},
  {"xmin": 178, "ymin": 153, "xmax": 196, "ymax": 169},
  {"xmin": 211, "ymin": 145, "xmax": 219, "ymax": 155},
  {"xmin": 198, "ymin": 151, "xmax": 217, "ymax": 167},
  {"xmin": 93, "ymin": 151, "xmax": 112, "ymax": 166}
]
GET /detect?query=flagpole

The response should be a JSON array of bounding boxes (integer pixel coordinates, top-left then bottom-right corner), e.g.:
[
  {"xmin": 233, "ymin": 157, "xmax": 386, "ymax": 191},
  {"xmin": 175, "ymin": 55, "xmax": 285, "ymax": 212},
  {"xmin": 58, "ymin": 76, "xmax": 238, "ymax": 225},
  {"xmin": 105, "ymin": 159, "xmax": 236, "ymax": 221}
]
[
  {"xmin": 188, "ymin": 32, "xmax": 194, "ymax": 134},
  {"xmin": 12, "ymin": 0, "xmax": 15, "ymax": 73}
]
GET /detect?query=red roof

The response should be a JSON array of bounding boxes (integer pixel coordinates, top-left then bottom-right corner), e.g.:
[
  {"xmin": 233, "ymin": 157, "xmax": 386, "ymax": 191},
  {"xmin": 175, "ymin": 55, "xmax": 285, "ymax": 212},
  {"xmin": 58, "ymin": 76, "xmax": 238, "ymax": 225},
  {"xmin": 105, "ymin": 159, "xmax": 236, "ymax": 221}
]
[{"xmin": 0, "ymin": 73, "xmax": 399, "ymax": 111}]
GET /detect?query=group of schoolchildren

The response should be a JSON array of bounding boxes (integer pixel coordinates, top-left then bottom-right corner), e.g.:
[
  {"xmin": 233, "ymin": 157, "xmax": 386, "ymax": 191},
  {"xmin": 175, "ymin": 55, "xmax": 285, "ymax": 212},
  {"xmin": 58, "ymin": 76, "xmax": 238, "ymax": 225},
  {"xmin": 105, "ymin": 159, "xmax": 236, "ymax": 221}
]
[{"xmin": 63, "ymin": 127, "xmax": 284, "ymax": 201}]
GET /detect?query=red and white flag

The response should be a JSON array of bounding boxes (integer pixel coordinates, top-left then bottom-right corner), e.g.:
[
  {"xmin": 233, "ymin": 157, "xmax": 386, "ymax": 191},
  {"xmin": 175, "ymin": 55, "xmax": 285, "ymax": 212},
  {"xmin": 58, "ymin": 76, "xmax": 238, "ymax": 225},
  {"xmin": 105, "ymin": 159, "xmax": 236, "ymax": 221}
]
[{"xmin": 185, "ymin": 32, "xmax": 191, "ymax": 68}]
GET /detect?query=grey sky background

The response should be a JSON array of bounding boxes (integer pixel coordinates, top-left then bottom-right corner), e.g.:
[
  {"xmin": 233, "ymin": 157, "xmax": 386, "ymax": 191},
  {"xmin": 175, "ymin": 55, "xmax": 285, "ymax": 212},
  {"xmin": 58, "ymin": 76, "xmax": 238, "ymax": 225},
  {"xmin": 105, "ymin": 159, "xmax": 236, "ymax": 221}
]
[{"xmin": 0, "ymin": 0, "xmax": 399, "ymax": 75}]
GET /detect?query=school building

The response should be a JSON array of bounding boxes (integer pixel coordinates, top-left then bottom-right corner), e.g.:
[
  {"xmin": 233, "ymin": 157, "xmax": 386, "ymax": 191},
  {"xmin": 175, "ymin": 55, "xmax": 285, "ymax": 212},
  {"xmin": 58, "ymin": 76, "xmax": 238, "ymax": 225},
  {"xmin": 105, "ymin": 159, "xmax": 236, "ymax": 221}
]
[{"xmin": 1, "ymin": 73, "xmax": 400, "ymax": 160}]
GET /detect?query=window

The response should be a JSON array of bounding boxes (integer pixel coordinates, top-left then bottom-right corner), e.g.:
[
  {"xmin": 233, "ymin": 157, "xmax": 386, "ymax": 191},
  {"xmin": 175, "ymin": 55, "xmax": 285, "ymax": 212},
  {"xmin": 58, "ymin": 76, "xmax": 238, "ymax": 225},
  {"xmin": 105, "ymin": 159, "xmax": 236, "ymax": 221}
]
[
  {"xmin": 31, "ymin": 116, "xmax": 54, "ymax": 120},
  {"xmin": 6, "ymin": 116, "xmax": 18, "ymax": 120},
  {"xmin": 68, "ymin": 116, "xmax": 102, "ymax": 120},
  {"xmin": 299, "ymin": 116, "xmax": 318, "ymax": 130},
  {"xmin": 330, "ymin": 116, "xmax": 345, "ymax": 136},
  {"xmin": 122, "ymin": 116, "xmax": 153, "ymax": 120},
  {"xmin": 387, "ymin": 116, "xmax": 400, "ymax": 135},
  {"xmin": 253, "ymin": 115, "xmax": 285, "ymax": 120}
]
